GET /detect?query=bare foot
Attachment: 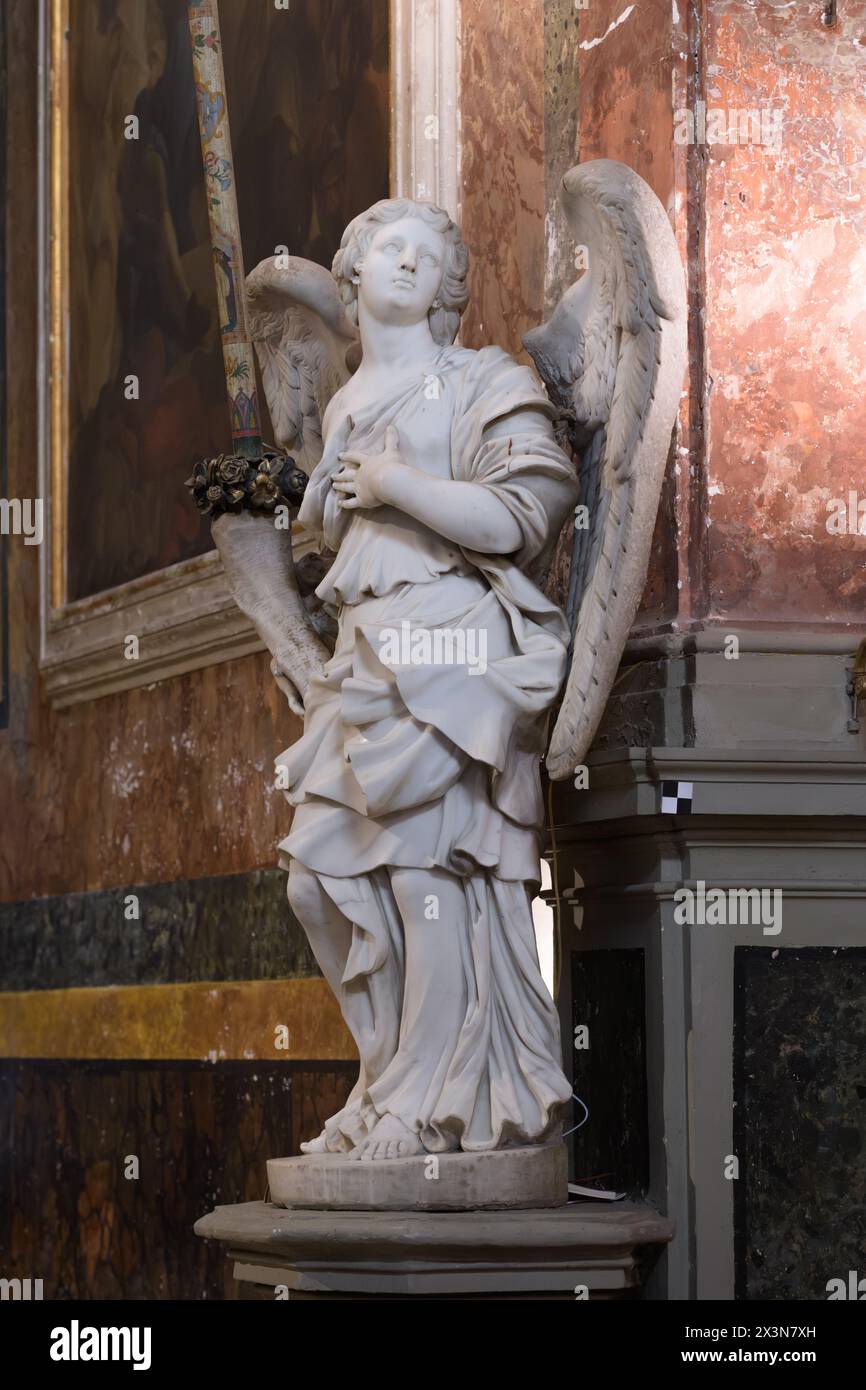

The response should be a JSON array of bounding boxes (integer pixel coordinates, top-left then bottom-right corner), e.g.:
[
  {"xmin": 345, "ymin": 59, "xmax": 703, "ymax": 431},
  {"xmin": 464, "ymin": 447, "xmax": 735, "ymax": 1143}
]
[
  {"xmin": 350, "ymin": 1113, "xmax": 424, "ymax": 1161},
  {"xmin": 300, "ymin": 1130, "xmax": 328, "ymax": 1154}
]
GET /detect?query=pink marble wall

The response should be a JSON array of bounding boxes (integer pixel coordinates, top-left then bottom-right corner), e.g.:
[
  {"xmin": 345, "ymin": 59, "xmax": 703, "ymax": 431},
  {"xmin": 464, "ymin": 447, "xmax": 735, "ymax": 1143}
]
[
  {"xmin": 578, "ymin": 0, "xmax": 684, "ymax": 630},
  {"xmin": 702, "ymin": 0, "xmax": 866, "ymax": 624},
  {"xmin": 578, "ymin": 0, "xmax": 676, "ymax": 214},
  {"xmin": 459, "ymin": 0, "xmax": 546, "ymax": 355},
  {"xmin": 577, "ymin": 0, "xmax": 866, "ymax": 631}
]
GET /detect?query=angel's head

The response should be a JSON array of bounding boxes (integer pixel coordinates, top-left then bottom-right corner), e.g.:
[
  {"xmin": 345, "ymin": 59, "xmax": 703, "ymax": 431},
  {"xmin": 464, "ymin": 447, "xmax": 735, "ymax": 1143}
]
[{"xmin": 332, "ymin": 198, "xmax": 469, "ymax": 345}]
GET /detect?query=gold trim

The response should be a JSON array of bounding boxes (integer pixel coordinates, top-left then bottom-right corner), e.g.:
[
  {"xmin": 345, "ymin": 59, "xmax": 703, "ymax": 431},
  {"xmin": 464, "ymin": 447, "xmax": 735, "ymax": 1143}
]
[
  {"xmin": 49, "ymin": 0, "xmax": 69, "ymax": 609},
  {"xmin": 388, "ymin": 0, "xmax": 395, "ymax": 199},
  {"xmin": 0, "ymin": 978, "xmax": 356, "ymax": 1061}
]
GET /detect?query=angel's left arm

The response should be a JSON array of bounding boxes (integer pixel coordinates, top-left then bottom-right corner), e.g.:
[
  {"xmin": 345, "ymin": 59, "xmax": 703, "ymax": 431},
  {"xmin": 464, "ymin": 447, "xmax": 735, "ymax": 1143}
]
[
  {"xmin": 377, "ymin": 459, "xmax": 524, "ymax": 556},
  {"xmin": 333, "ymin": 410, "xmax": 557, "ymax": 556}
]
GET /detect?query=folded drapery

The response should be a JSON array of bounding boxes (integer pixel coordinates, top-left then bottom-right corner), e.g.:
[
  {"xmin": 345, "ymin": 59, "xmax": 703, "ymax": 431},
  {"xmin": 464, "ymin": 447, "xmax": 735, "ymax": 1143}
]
[{"xmin": 281, "ymin": 344, "xmax": 578, "ymax": 1152}]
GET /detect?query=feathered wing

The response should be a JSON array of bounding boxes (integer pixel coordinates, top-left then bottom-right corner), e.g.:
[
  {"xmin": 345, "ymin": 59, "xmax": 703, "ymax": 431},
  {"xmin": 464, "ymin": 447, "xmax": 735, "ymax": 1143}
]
[
  {"xmin": 212, "ymin": 257, "xmax": 358, "ymax": 712},
  {"xmin": 245, "ymin": 255, "xmax": 359, "ymax": 473},
  {"xmin": 524, "ymin": 159, "xmax": 687, "ymax": 780}
]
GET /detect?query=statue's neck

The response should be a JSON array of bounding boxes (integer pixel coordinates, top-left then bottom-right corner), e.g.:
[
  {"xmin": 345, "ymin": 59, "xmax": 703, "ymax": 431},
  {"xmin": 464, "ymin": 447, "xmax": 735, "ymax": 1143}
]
[{"xmin": 357, "ymin": 312, "xmax": 439, "ymax": 371}]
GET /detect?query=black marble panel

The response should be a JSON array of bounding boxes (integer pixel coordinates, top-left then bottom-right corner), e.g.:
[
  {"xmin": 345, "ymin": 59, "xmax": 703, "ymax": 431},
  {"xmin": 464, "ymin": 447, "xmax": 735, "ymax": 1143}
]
[
  {"xmin": 0, "ymin": 870, "xmax": 318, "ymax": 991},
  {"xmin": 734, "ymin": 946, "xmax": 866, "ymax": 1300},
  {"xmin": 0, "ymin": 1059, "xmax": 356, "ymax": 1300},
  {"xmin": 570, "ymin": 949, "xmax": 649, "ymax": 1196}
]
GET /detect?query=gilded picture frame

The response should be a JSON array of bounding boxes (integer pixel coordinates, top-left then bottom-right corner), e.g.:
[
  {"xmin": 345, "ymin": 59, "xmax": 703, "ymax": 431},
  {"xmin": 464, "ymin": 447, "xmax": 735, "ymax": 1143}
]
[{"xmin": 37, "ymin": 0, "xmax": 460, "ymax": 707}]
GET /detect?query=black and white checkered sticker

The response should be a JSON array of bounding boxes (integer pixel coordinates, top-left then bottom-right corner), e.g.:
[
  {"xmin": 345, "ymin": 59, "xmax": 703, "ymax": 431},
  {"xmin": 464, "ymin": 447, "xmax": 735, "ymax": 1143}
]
[{"xmin": 660, "ymin": 780, "xmax": 693, "ymax": 814}]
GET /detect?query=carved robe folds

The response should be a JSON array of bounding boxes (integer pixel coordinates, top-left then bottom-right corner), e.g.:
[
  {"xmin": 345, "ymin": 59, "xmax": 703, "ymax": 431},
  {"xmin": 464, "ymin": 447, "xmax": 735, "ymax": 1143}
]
[{"xmin": 277, "ymin": 344, "xmax": 578, "ymax": 1153}]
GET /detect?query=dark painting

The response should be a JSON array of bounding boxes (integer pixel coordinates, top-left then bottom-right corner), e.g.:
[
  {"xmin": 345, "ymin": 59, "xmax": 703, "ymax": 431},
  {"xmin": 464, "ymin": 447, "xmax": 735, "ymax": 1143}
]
[{"xmin": 66, "ymin": 0, "xmax": 389, "ymax": 601}]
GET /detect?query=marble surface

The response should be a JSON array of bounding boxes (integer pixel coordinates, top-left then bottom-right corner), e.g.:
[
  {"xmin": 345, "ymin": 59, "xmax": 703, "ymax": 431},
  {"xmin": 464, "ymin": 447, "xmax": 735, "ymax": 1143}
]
[
  {"xmin": 0, "ymin": 869, "xmax": 315, "ymax": 991},
  {"xmin": 267, "ymin": 1143, "xmax": 568, "ymax": 1212},
  {"xmin": 234, "ymin": 191, "xmax": 604, "ymax": 1162},
  {"xmin": 196, "ymin": 1197, "xmax": 673, "ymax": 1298},
  {"xmin": 702, "ymin": 0, "xmax": 866, "ymax": 623},
  {"xmin": 0, "ymin": 1059, "xmax": 356, "ymax": 1299},
  {"xmin": 571, "ymin": 949, "xmax": 649, "ymax": 1197},
  {"xmin": 734, "ymin": 946, "xmax": 866, "ymax": 1299},
  {"xmin": 460, "ymin": 0, "xmax": 545, "ymax": 356}
]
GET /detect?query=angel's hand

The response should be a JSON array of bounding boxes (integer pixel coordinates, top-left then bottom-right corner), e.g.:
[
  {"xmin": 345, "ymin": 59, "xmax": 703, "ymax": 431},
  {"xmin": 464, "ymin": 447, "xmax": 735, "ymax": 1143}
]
[
  {"xmin": 270, "ymin": 656, "xmax": 305, "ymax": 717},
  {"xmin": 332, "ymin": 425, "xmax": 407, "ymax": 510}
]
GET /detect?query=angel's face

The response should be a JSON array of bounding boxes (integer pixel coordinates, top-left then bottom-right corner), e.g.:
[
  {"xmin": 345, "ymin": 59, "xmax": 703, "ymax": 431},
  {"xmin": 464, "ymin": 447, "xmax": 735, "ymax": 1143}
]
[{"xmin": 356, "ymin": 217, "xmax": 446, "ymax": 328}]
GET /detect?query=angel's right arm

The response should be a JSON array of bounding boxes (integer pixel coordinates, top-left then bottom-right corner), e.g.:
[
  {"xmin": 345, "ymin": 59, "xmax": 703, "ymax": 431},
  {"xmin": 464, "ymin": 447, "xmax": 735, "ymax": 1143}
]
[{"xmin": 297, "ymin": 413, "xmax": 354, "ymax": 545}]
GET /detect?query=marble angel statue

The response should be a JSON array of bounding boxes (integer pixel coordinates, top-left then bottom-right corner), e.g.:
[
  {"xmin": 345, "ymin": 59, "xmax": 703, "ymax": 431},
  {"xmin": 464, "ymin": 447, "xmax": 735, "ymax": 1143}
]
[{"xmin": 211, "ymin": 161, "xmax": 685, "ymax": 1163}]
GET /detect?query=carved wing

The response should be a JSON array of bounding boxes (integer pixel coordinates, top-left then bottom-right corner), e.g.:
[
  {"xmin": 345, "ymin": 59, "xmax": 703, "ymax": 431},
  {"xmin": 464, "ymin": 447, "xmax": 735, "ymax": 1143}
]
[
  {"xmin": 210, "ymin": 258, "xmax": 358, "ymax": 714},
  {"xmin": 245, "ymin": 254, "xmax": 359, "ymax": 475},
  {"xmin": 524, "ymin": 159, "xmax": 687, "ymax": 780}
]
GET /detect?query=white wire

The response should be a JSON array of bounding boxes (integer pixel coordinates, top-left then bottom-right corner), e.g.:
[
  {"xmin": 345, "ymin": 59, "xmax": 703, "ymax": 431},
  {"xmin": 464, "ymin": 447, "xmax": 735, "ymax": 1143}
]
[{"xmin": 562, "ymin": 1091, "xmax": 589, "ymax": 1139}]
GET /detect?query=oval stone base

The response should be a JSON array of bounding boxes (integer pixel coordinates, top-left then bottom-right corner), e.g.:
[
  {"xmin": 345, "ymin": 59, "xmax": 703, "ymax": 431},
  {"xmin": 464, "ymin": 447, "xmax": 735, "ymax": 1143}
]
[{"xmin": 267, "ymin": 1143, "xmax": 568, "ymax": 1212}]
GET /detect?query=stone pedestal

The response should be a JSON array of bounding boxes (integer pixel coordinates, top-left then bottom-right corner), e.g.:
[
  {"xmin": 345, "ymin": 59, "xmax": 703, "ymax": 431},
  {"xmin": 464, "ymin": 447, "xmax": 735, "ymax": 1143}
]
[
  {"xmin": 267, "ymin": 1142, "xmax": 567, "ymax": 1211},
  {"xmin": 195, "ymin": 1199, "xmax": 673, "ymax": 1299}
]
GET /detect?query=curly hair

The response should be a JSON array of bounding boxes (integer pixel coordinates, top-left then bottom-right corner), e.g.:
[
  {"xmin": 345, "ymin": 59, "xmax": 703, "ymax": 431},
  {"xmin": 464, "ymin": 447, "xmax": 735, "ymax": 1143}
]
[{"xmin": 332, "ymin": 198, "xmax": 470, "ymax": 346}]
